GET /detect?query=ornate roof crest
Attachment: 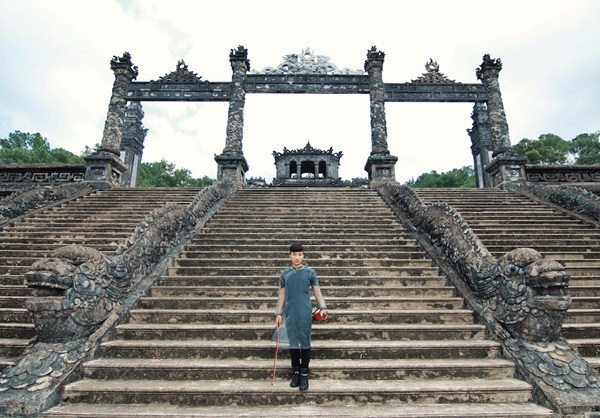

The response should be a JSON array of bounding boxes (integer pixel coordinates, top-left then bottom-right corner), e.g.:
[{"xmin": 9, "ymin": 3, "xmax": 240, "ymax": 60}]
[
  {"xmin": 273, "ymin": 141, "xmax": 343, "ymax": 159},
  {"xmin": 154, "ymin": 60, "xmax": 205, "ymax": 83},
  {"xmin": 256, "ymin": 48, "xmax": 363, "ymax": 75},
  {"xmin": 411, "ymin": 59, "xmax": 456, "ymax": 84}
]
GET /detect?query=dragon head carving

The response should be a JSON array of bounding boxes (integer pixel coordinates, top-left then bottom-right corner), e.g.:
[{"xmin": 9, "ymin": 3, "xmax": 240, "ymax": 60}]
[
  {"xmin": 24, "ymin": 245, "xmax": 128, "ymax": 343},
  {"xmin": 487, "ymin": 248, "xmax": 571, "ymax": 342}
]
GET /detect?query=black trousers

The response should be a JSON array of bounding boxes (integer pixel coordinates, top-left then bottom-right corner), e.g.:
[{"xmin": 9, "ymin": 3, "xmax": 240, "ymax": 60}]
[{"xmin": 290, "ymin": 348, "xmax": 310, "ymax": 369}]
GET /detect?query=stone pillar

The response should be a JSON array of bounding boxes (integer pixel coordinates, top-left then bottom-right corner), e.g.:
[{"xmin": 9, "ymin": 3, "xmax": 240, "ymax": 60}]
[
  {"xmin": 100, "ymin": 52, "xmax": 138, "ymax": 156},
  {"xmin": 85, "ymin": 52, "xmax": 137, "ymax": 187},
  {"xmin": 468, "ymin": 102, "xmax": 494, "ymax": 188},
  {"xmin": 364, "ymin": 46, "xmax": 398, "ymax": 188},
  {"xmin": 215, "ymin": 46, "xmax": 250, "ymax": 183},
  {"xmin": 120, "ymin": 101, "xmax": 148, "ymax": 187},
  {"xmin": 476, "ymin": 54, "xmax": 525, "ymax": 188},
  {"xmin": 476, "ymin": 54, "xmax": 511, "ymax": 152}
]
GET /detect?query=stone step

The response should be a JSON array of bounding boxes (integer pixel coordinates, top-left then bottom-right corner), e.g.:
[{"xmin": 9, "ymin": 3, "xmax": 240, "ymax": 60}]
[
  {"xmin": 138, "ymin": 296, "xmax": 464, "ymax": 311},
  {"xmin": 166, "ymin": 266, "xmax": 442, "ymax": 277},
  {"xmin": 173, "ymin": 258, "xmax": 435, "ymax": 268},
  {"xmin": 569, "ymin": 296, "xmax": 600, "ymax": 308},
  {"xmin": 0, "ymin": 338, "xmax": 30, "ymax": 357},
  {"xmin": 562, "ymin": 323, "xmax": 600, "ymax": 339},
  {"xmin": 115, "ymin": 323, "xmax": 484, "ymax": 341},
  {"xmin": 568, "ymin": 286, "xmax": 600, "ymax": 297},
  {"xmin": 0, "ymin": 321, "xmax": 35, "ymax": 338},
  {"xmin": 149, "ymin": 285, "xmax": 456, "ymax": 298},
  {"xmin": 156, "ymin": 274, "xmax": 448, "ymax": 287},
  {"xmin": 566, "ymin": 309, "xmax": 600, "ymax": 323},
  {"xmin": 0, "ymin": 308, "xmax": 29, "ymax": 323},
  {"xmin": 0, "ymin": 285, "xmax": 31, "ymax": 296},
  {"xmin": 0, "ymin": 356, "xmax": 15, "ymax": 370},
  {"xmin": 82, "ymin": 357, "xmax": 515, "ymax": 381},
  {"xmin": 59, "ymin": 377, "xmax": 533, "ymax": 406},
  {"xmin": 185, "ymin": 238, "xmax": 421, "ymax": 247},
  {"xmin": 568, "ymin": 338, "xmax": 600, "ymax": 357},
  {"xmin": 127, "ymin": 309, "xmax": 475, "ymax": 325},
  {"xmin": 0, "ymin": 296, "xmax": 26, "ymax": 308},
  {"xmin": 178, "ymin": 250, "xmax": 430, "ymax": 260},
  {"xmin": 41, "ymin": 402, "xmax": 555, "ymax": 417}
]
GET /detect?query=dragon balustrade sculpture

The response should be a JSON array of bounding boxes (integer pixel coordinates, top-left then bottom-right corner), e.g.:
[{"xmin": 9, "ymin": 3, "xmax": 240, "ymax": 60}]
[
  {"xmin": 379, "ymin": 182, "xmax": 599, "ymax": 413},
  {"xmin": 0, "ymin": 183, "xmax": 233, "ymax": 416},
  {"xmin": 518, "ymin": 183, "xmax": 600, "ymax": 223}
]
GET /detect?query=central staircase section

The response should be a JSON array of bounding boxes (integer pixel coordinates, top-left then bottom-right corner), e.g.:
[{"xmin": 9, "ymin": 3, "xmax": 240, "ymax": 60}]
[{"xmin": 46, "ymin": 188, "xmax": 553, "ymax": 417}]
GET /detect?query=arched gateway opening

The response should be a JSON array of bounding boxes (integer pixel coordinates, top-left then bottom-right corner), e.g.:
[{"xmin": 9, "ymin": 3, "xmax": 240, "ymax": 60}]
[{"xmin": 95, "ymin": 47, "xmax": 518, "ymax": 189}]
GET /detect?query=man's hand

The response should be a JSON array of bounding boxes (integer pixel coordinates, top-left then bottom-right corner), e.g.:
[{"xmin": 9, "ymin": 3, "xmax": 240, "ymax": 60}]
[{"xmin": 275, "ymin": 314, "xmax": 282, "ymax": 327}]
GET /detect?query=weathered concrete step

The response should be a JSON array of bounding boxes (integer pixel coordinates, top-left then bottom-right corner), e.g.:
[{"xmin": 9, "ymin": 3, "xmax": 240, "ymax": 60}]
[
  {"xmin": 474, "ymin": 232, "xmax": 600, "ymax": 239},
  {"xmin": 568, "ymin": 277, "xmax": 600, "ymax": 287},
  {"xmin": 83, "ymin": 357, "xmax": 515, "ymax": 381},
  {"xmin": 0, "ymin": 308, "xmax": 29, "ymax": 323},
  {"xmin": 568, "ymin": 286, "xmax": 600, "ymax": 297},
  {"xmin": 127, "ymin": 309, "xmax": 475, "ymax": 325},
  {"xmin": 41, "ymin": 402, "xmax": 555, "ymax": 417},
  {"xmin": 0, "ymin": 285, "xmax": 31, "ymax": 296},
  {"xmin": 566, "ymin": 309, "xmax": 600, "ymax": 323},
  {"xmin": 0, "ymin": 338, "xmax": 30, "ymax": 357},
  {"xmin": 59, "ymin": 378, "xmax": 532, "ymax": 406},
  {"xmin": 0, "ymin": 244, "xmax": 116, "ymax": 253},
  {"xmin": 0, "ymin": 321, "xmax": 35, "ymax": 338},
  {"xmin": 569, "ymin": 296, "xmax": 600, "ymax": 308},
  {"xmin": 192, "ymin": 231, "xmax": 408, "ymax": 240},
  {"xmin": 0, "ymin": 296, "xmax": 26, "ymax": 308},
  {"xmin": 178, "ymin": 250, "xmax": 430, "ymax": 260},
  {"xmin": 481, "ymin": 238, "xmax": 600, "ymax": 246},
  {"xmin": 208, "ymin": 217, "xmax": 399, "ymax": 225},
  {"xmin": 157, "ymin": 275, "xmax": 448, "ymax": 287},
  {"xmin": 0, "ymin": 356, "xmax": 16, "ymax": 369},
  {"xmin": 173, "ymin": 258, "xmax": 435, "ymax": 268},
  {"xmin": 149, "ymin": 285, "xmax": 456, "ymax": 298},
  {"xmin": 0, "ymin": 231, "xmax": 137, "ymax": 239},
  {"xmin": 166, "ymin": 266, "xmax": 442, "ymax": 277},
  {"xmin": 202, "ymin": 226, "xmax": 407, "ymax": 235},
  {"xmin": 7, "ymin": 225, "xmax": 141, "ymax": 233},
  {"xmin": 100, "ymin": 339, "xmax": 499, "ymax": 361},
  {"xmin": 187, "ymin": 237, "xmax": 420, "ymax": 247},
  {"xmin": 568, "ymin": 338, "xmax": 600, "ymax": 357},
  {"xmin": 183, "ymin": 243, "xmax": 425, "ymax": 253},
  {"xmin": 138, "ymin": 296, "xmax": 464, "ymax": 311},
  {"xmin": 115, "ymin": 323, "xmax": 485, "ymax": 341},
  {"xmin": 562, "ymin": 323, "xmax": 600, "ymax": 339}
]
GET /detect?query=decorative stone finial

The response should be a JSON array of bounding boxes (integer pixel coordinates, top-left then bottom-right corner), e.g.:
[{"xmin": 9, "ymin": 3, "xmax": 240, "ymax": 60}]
[
  {"xmin": 110, "ymin": 52, "xmax": 138, "ymax": 80},
  {"xmin": 230, "ymin": 45, "xmax": 250, "ymax": 71},
  {"xmin": 412, "ymin": 58, "xmax": 456, "ymax": 84},
  {"xmin": 476, "ymin": 54, "xmax": 502, "ymax": 80}
]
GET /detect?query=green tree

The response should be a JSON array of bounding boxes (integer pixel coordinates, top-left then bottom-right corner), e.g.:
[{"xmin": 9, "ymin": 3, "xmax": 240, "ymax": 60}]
[
  {"xmin": 570, "ymin": 132, "xmax": 600, "ymax": 164},
  {"xmin": 405, "ymin": 166, "xmax": 476, "ymax": 188},
  {"xmin": 512, "ymin": 133, "xmax": 571, "ymax": 165},
  {"xmin": 0, "ymin": 131, "xmax": 84, "ymax": 164},
  {"xmin": 139, "ymin": 159, "xmax": 214, "ymax": 188}
]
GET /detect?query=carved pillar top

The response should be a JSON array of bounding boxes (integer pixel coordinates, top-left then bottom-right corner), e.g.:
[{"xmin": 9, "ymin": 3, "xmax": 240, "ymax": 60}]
[
  {"xmin": 229, "ymin": 45, "xmax": 250, "ymax": 72},
  {"xmin": 110, "ymin": 52, "xmax": 139, "ymax": 80}
]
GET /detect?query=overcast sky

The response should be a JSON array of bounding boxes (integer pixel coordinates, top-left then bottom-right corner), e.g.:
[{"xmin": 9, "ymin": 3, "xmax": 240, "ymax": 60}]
[{"xmin": 0, "ymin": 0, "xmax": 598, "ymax": 183}]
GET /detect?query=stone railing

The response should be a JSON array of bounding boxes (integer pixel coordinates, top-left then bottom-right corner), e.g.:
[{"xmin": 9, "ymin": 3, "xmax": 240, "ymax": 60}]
[
  {"xmin": 0, "ymin": 182, "xmax": 94, "ymax": 227},
  {"xmin": 0, "ymin": 164, "xmax": 86, "ymax": 195},
  {"xmin": 378, "ymin": 182, "xmax": 600, "ymax": 415},
  {"xmin": 524, "ymin": 164, "xmax": 600, "ymax": 184},
  {"xmin": 516, "ymin": 182, "xmax": 600, "ymax": 224},
  {"xmin": 0, "ymin": 182, "xmax": 237, "ymax": 416}
]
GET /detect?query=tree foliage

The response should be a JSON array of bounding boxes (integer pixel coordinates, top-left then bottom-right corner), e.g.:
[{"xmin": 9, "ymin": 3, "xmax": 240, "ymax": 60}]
[
  {"xmin": 0, "ymin": 131, "xmax": 84, "ymax": 164},
  {"xmin": 139, "ymin": 159, "xmax": 214, "ymax": 188},
  {"xmin": 405, "ymin": 166, "xmax": 476, "ymax": 188},
  {"xmin": 513, "ymin": 132, "xmax": 599, "ymax": 165}
]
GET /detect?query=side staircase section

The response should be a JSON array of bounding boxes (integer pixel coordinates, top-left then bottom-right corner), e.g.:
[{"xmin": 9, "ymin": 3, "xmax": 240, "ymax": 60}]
[
  {"xmin": 0, "ymin": 187, "xmax": 202, "ymax": 370},
  {"xmin": 415, "ymin": 188, "xmax": 600, "ymax": 373},
  {"xmin": 45, "ymin": 188, "xmax": 554, "ymax": 417}
]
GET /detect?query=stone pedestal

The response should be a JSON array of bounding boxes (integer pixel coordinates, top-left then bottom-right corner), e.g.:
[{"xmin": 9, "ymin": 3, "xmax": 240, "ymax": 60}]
[
  {"xmin": 84, "ymin": 152, "xmax": 128, "ymax": 188},
  {"xmin": 365, "ymin": 153, "xmax": 398, "ymax": 188},
  {"xmin": 214, "ymin": 153, "xmax": 248, "ymax": 184},
  {"xmin": 485, "ymin": 151, "xmax": 527, "ymax": 189}
]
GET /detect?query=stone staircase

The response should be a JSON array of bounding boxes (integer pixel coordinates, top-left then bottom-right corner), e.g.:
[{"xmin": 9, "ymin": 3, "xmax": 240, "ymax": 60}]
[
  {"xmin": 0, "ymin": 187, "xmax": 201, "ymax": 370},
  {"xmin": 414, "ymin": 188, "xmax": 600, "ymax": 374},
  {"xmin": 44, "ymin": 188, "xmax": 553, "ymax": 417}
]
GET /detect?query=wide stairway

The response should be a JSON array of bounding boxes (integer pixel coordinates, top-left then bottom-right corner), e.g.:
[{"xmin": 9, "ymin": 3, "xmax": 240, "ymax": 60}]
[
  {"xmin": 0, "ymin": 187, "xmax": 201, "ymax": 370},
  {"xmin": 415, "ymin": 188, "xmax": 600, "ymax": 374},
  {"xmin": 45, "ymin": 188, "xmax": 553, "ymax": 417}
]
